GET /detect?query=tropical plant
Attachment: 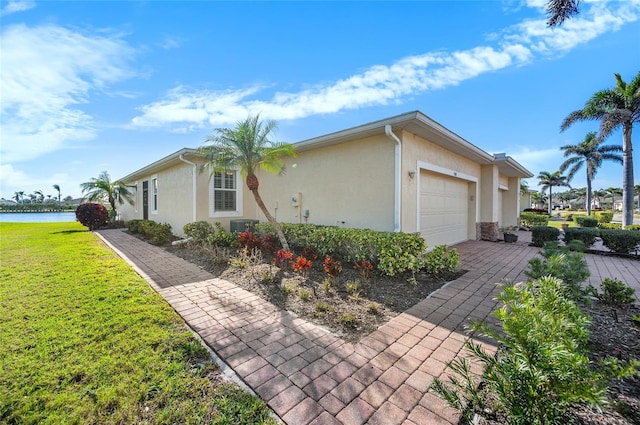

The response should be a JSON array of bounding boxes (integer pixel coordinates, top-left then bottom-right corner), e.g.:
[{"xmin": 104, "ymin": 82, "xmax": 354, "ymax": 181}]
[
  {"xmin": 13, "ymin": 191, "xmax": 24, "ymax": 204},
  {"xmin": 530, "ymin": 191, "xmax": 547, "ymax": 209},
  {"xmin": 199, "ymin": 115, "xmax": 296, "ymax": 251},
  {"xmin": 75, "ymin": 203, "xmax": 109, "ymax": 231},
  {"xmin": 80, "ymin": 171, "xmax": 133, "ymax": 220},
  {"xmin": 52, "ymin": 184, "xmax": 61, "ymax": 209},
  {"xmin": 561, "ymin": 71, "xmax": 640, "ymax": 228},
  {"xmin": 546, "ymin": 0, "xmax": 581, "ymax": 26},
  {"xmin": 605, "ymin": 187, "xmax": 622, "ymax": 209},
  {"xmin": 559, "ymin": 132, "xmax": 622, "ymax": 215},
  {"xmin": 537, "ymin": 171, "xmax": 570, "ymax": 214},
  {"xmin": 592, "ymin": 188, "xmax": 607, "ymax": 209}
]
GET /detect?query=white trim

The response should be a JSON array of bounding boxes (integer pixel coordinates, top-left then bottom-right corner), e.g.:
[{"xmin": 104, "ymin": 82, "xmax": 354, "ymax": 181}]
[
  {"xmin": 209, "ymin": 169, "xmax": 243, "ymax": 218},
  {"xmin": 499, "ymin": 184, "xmax": 509, "ymax": 191},
  {"xmin": 416, "ymin": 160, "xmax": 478, "ymax": 242},
  {"xmin": 384, "ymin": 125, "xmax": 401, "ymax": 232},
  {"xmin": 151, "ymin": 175, "xmax": 158, "ymax": 215}
]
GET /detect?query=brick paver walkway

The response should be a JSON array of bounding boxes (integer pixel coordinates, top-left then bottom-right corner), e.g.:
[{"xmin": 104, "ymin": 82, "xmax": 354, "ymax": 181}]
[{"xmin": 96, "ymin": 229, "xmax": 640, "ymax": 424}]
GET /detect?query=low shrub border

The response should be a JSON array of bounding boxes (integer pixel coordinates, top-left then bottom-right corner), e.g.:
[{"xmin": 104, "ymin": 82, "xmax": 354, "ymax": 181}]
[
  {"xmin": 598, "ymin": 229, "xmax": 640, "ymax": 254},
  {"xmin": 127, "ymin": 219, "xmax": 173, "ymax": 245},
  {"xmin": 520, "ymin": 211, "xmax": 549, "ymax": 227},
  {"xmin": 574, "ymin": 215, "xmax": 598, "ymax": 227},
  {"xmin": 531, "ymin": 226, "xmax": 560, "ymax": 247},
  {"xmin": 563, "ymin": 227, "xmax": 600, "ymax": 248}
]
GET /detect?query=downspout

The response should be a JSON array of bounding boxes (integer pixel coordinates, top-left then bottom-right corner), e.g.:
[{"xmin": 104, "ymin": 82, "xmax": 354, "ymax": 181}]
[
  {"xmin": 179, "ymin": 154, "xmax": 197, "ymax": 223},
  {"xmin": 384, "ymin": 125, "xmax": 401, "ymax": 232}
]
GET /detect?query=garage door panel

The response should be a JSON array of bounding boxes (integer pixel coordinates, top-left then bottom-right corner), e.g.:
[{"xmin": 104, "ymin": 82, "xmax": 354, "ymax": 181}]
[{"xmin": 420, "ymin": 171, "xmax": 468, "ymax": 246}]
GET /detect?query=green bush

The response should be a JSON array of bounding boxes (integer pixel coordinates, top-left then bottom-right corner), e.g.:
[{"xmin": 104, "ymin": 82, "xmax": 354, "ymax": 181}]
[
  {"xmin": 574, "ymin": 215, "xmax": 598, "ymax": 227},
  {"xmin": 255, "ymin": 223, "xmax": 427, "ymax": 276},
  {"xmin": 563, "ymin": 227, "xmax": 600, "ymax": 247},
  {"xmin": 519, "ymin": 212, "xmax": 549, "ymax": 227},
  {"xmin": 127, "ymin": 219, "xmax": 145, "ymax": 234},
  {"xmin": 183, "ymin": 221, "xmax": 214, "ymax": 243},
  {"xmin": 595, "ymin": 211, "xmax": 614, "ymax": 223},
  {"xmin": 431, "ymin": 276, "xmax": 629, "ymax": 424},
  {"xmin": 599, "ymin": 229, "xmax": 640, "ymax": 254},
  {"xmin": 423, "ymin": 245, "xmax": 459, "ymax": 277},
  {"xmin": 129, "ymin": 219, "xmax": 173, "ymax": 245},
  {"xmin": 566, "ymin": 239, "xmax": 587, "ymax": 252},
  {"xmin": 531, "ymin": 226, "xmax": 560, "ymax": 247},
  {"xmin": 598, "ymin": 222, "xmax": 622, "ymax": 230},
  {"xmin": 525, "ymin": 243, "xmax": 590, "ymax": 302},
  {"xmin": 207, "ymin": 222, "xmax": 238, "ymax": 247},
  {"xmin": 626, "ymin": 224, "xmax": 640, "ymax": 232},
  {"xmin": 595, "ymin": 278, "xmax": 636, "ymax": 306}
]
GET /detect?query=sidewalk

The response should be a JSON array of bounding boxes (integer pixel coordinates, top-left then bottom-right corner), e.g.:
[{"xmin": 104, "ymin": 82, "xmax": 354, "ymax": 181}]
[{"xmin": 96, "ymin": 229, "xmax": 637, "ymax": 424}]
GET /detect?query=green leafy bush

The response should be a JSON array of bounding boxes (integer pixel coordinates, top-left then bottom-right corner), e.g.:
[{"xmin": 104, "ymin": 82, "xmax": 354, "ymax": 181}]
[
  {"xmin": 574, "ymin": 215, "xmax": 598, "ymax": 227},
  {"xmin": 183, "ymin": 221, "xmax": 214, "ymax": 243},
  {"xmin": 255, "ymin": 223, "xmax": 427, "ymax": 276},
  {"xmin": 207, "ymin": 222, "xmax": 238, "ymax": 247},
  {"xmin": 525, "ymin": 243, "xmax": 590, "ymax": 302},
  {"xmin": 75, "ymin": 203, "xmax": 109, "ymax": 231},
  {"xmin": 626, "ymin": 224, "xmax": 640, "ymax": 232},
  {"xmin": 431, "ymin": 276, "xmax": 626, "ymax": 424},
  {"xmin": 423, "ymin": 245, "xmax": 459, "ymax": 277},
  {"xmin": 599, "ymin": 229, "xmax": 640, "ymax": 254},
  {"xmin": 595, "ymin": 278, "xmax": 636, "ymax": 306},
  {"xmin": 531, "ymin": 226, "xmax": 560, "ymax": 247},
  {"xmin": 127, "ymin": 219, "xmax": 145, "ymax": 234},
  {"xmin": 595, "ymin": 211, "xmax": 614, "ymax": 223},
  {"xmin": 598, "ymin": 222, "xmax": 622, "ymax": 230},
  {"xmin": 563, "ymin": 227, "xmax": 600, "ymax": 247},
  {"xmin": 519, "ymin": 212, "xmax": 549, "ymax": 227},
  {"xmin": 566, "ymin": 239, "xmax": 586, "ymax": 252},
  {"xmin": 141, "ymin": 221, "xmax": 173, "ymax": 245}
]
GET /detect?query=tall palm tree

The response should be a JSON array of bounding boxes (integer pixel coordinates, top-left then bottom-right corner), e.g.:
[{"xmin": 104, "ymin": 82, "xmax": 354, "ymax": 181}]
[
  {"xmin": 561, "ymin": 71, "xmax": 640, "ymax": 227},
  {"xmin": 80, "ymin": 171, "xmax": 133, "ymax": 219},
  {"xmin": 13, "ymin": 191, "xmax": 24, "ymax": 204},
  {"xmin": 53, "ymin": 184, "xmax": 61, "ymax": 209},
  {"xmin": 559, "ymin": 131, "xmax": 622, "ymax": 215},
  {"xmin": 537, "ymin": 171, "xmax": 570, "ymax": 215},
  {"xmin": 635, "ymin": 184, "xmax": 640, "ymax": 209},
  {"xmin": 199, "ymin": 115, "xmax": 297, "ymax": 251},
  {"xmin": 546, "ymin": 0, "xmax": 581, "ymax": 26},
  {"xmin": 34, "ymin": 190, "xmax": 44, "ymax": 203},
  {"xmin": 531, "ymin": 191, "xmax": 548, "ymax": 209}
]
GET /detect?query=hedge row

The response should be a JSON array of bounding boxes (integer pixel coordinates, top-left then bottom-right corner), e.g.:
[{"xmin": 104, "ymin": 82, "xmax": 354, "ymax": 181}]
[
  {"xmin": 562, "ymin": 227, "xmax": 640, "ymax": 254},
  {"xmin": 520, "ymin": 212, "xmax": 549, "ymax": 227},
  {"xmin": 127, "ymin": 219, "xmax": 173, "ymax": 245}
]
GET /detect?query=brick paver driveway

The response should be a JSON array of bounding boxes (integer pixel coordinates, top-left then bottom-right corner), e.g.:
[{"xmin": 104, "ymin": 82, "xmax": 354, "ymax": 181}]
[{"xmin": 97, "ymin": 229, "xmax": 640, "ymax": 424}]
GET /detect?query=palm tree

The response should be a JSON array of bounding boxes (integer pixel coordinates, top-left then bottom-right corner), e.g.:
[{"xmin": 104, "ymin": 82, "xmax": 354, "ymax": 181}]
[
  {"xmin": 34, "ymin": 190, "xmax": 44, "ymax": 203},
  {"xmin": 592, "ymin": 189, "xmax": 607, "ymax": 210},
  {"xmin": 559, "ymin": 131, "xmax": 622, "ymax": 215},
  {"xmin": 605, "ymin": 187, "xmax": 622, "ymax": 210},
  {"xmin": 199, "ymin": 115, "xmax": 296, "ymax": 251},
  {"xmin": 531, "ymin": 191, "xmax": 548, "ymax": 209},
  {"xmin": 13, "ymin": 191, "xmax": 24, "ymax": 204},
  {"xmin": 635, "ymin": 184, "xmax": 640, "ymax": 209},
  {"xmin": 538, "ymin": 171, "xmax": 570, "ymax": 214},
  {"xmin": 80, "ymin": 171, "xmax": 133, "ymax": 219},
  {"xmin": 545, "ymin": 0, "xmax": 581, "ymax": 26},
  {"xmin": 53, "ymin": 184, "xmax": 61, "ymax": 209},
  {"xmin": 561, "ymin": 71, "xmax": 640, "ymax": 228}
]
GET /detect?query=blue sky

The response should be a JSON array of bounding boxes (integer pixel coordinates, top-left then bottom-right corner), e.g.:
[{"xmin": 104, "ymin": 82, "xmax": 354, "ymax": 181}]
[{"xmin": 1, "ymin": 0, "xmax": 639, "ymax": 200}]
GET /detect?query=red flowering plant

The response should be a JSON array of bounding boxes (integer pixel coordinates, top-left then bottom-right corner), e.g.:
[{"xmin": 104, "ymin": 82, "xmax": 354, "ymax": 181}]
[
  {"xmin": 260, "ymin": 234, "xmax": 277, "ymax": 252},
  {"xmin": 238, "ymin": 232, "xmax": 262, "ymax": 251},
  {"xmin": 354, "ymin": 258, "xmax": 373, "ymax": 283},
  {"xmin": 292, "ymin": 256, "xmax": 312, "ymax": 277},
  {"xmin": 323, "ymin": 256, "xmax": 342, "ymax": 285},
  {"xmin": 274, "ymin": 249, "xmax": 293, "ymax": 269}
]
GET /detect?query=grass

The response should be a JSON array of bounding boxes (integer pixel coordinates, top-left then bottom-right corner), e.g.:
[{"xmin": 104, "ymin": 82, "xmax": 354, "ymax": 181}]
[{"xmin": 0, "ymin": 222, "xmax": 276, "ymax": 425}]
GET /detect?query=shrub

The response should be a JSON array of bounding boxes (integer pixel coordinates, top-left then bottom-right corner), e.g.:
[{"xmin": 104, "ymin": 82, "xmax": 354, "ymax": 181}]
[
  {"xmin": 183, "ymin": 221, "xmax": 213, "ymax": 243},
  {"xmin": 354, "ymin": 258, "xmax": 373, "ymax": 281},
  {"xmin": 525, "ymin": 243, "xmax": 590, "ymax": 302},
  {"xmin": 531, "ymin": 226, "xmax": 560, "ymax": 247},
  {"xmin": 595, "ymin": 211, "xmax": 614, "ymax": 223},
  {"xmin": 255, "ymin": 223, "xmax": 426, "ymax": 276},
  {"xmin": 292, "ymin": 256, "xmax": 312, "ymax": 276},
  {"xmin": 274, "ymin": 249, "xmax": 293, "ymax": 268},
  {"xmin": 574, "ymin": 215, "xmax": 598, "ymax": 227},
  {"xmin": 523, "ymin": 208, "xmax": 548, "ymax": 214},
  {"xmin": 626, "ymin": 224, "xmax": 640, "ymax": 232},
  {"xmin": 139, "ymin": 221, "xmax": 173, "ymax": 245},
  {"xmin": 431, "ymin": 276, "xmax": 626, "ymax": 424},
  {"xmin": 127, "ymin": 219, "xmax": 145, "ymax": 234},
  {"xmin": 519, "ymin": 212, "xmax": 549, "ymax": 227},
  {"xmin": 208, "ymin": 222, "xmax": 237, "ymax": 247},
  {"xmin": 599, "ymin": 229, "xmax": 640, "ymax": 254},
  {"xmin": 563, "ymin": 227, "xmax": 600, "ymax": 247},
  {"xmin": 422, "ymin": 245, "xmax": 459, "ymax": 277},
  {"xmin": 75, "ymin": 203, "xmax": 109, "ymax": 231},
  {"xmin": 595, "ymin": 278, "xmax": 636, "ymax": 306},
  {"xmin": 323, "ymin": 256, "xmax": 342, "ymax": 278},
  {"xmin": 598, "ymin": 222, "xmax": 622, "ymax": 230},
  {"xmin": 566, "ymin": 239, "xmax": 586, "ymax": 252},
  {"xmin": 237, "ymin": 232, "xmax": 262, "ymax": 251}
]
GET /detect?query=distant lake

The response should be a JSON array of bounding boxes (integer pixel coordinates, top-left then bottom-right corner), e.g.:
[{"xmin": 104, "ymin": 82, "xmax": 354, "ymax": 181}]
[{"xmin": 0, "ymin": 212, "xmax": 76, "ymax": 223}]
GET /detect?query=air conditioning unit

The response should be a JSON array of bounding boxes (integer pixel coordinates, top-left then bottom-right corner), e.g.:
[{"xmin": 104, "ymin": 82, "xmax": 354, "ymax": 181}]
[{"xmin": 230, "ymin": 219, "xmax": 259, "ymax": 233}]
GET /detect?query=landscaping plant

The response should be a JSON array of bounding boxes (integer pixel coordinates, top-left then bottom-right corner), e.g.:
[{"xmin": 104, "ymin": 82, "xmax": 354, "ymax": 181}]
[
  {"xmin": 594, "ymin": 278, "xmax": 637, "ymax": 307},
  {"xmin": 422, "ymin": 245, "xmax": 459, "ymax": 277},
  {"xmin": 75, "ymin": 202, "xmax": 109, "ymax": 230}
]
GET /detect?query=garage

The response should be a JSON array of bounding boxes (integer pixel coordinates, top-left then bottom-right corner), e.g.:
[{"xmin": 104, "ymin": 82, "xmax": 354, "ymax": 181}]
[{"xmin": 419, "ymin": 170, "xmax": 470, "ymax": 247}]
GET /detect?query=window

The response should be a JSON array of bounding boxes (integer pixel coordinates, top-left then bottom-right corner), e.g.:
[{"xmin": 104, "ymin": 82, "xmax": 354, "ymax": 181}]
[
  {"xmin": 152, "ymin": 177, "xmax": 158, "ymax": 213},
  {"xmin": 210, "ymin": 170, "xmax": 242, "ymax": 217}
]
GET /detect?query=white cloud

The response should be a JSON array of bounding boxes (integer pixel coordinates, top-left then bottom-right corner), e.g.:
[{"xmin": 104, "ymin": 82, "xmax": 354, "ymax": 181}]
[
  {"xmin": 130, "ymin": 1, "xmax": 640, "ymax": 131},
  {"xmin": 0, "ymin": 24, "xmax": 136, "ymax": 162},
  {"xmin": 1, "ymin": 0, "xmax": 35, "ymax": 16},
  {"xmin": 0, "ymin": 163, "xmax": 69, "ymax": 198}
]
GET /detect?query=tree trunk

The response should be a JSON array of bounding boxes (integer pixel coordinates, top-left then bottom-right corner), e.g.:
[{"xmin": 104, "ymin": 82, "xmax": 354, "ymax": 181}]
[
  {"xmin": 622, "ymin": 123, "xmax": 634, "ymax": 228},
  {"xmin": 249, "ymin": 187, "xmax": 290, "ymax": 251},
  {"xmin": 586, "ymin": 177, "xmax": 592, "ymax": 216},
  {"xmin": 548, "ymin": 187, "xmax": 553, "ymax": 215}
]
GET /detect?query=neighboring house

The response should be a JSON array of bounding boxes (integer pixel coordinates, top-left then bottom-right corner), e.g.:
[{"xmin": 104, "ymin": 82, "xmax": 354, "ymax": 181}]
[
  {"xmin": 118, "ymin": 111, "xmax": 533, "ymax": 246},
  {"xmin": 613, "ymin": 196, "xmax": 640, "ymax": 212}
]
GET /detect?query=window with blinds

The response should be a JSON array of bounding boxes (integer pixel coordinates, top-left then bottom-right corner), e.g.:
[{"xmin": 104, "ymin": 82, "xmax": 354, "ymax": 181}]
[{"xmin": 213, "ymin": 171, "xmax": 236, "ymax": 211}]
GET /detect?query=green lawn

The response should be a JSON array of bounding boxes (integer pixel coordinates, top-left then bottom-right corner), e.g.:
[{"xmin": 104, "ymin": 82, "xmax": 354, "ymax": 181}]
[{"xmin": 0, "ymin": 222, "xmax": 276, "ymax": 425}]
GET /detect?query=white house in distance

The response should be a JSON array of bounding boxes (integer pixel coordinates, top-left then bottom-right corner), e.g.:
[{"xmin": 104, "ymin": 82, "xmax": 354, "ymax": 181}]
[{"xmin": 118, "ymin": 111, "xmax": 533, "ymax": 247}]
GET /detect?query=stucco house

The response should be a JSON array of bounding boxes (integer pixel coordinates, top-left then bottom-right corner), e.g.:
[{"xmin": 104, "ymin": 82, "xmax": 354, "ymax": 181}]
[{"xmin": 118, "ymin": 111, "xmax": 533, "ymax": 247}]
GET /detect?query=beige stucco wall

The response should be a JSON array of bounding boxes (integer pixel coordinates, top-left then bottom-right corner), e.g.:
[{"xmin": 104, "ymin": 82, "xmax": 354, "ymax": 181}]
[
  {"xmin": 501, "ymin": 177, "xmax": 521, "ymax": 227},
  {"xmin": 255, "ymin": 135, "xmax": 396, "ymax": 231},
  {"xmin": 401, "ymin": 130, "xmax": 481, "ymax": 238}
]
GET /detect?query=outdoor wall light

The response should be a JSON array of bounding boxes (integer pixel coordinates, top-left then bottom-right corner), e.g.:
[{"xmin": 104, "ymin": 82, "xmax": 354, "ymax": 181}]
[{"xmin": 408, "ymin": 170, "xmax": 416, "ymax": 179}]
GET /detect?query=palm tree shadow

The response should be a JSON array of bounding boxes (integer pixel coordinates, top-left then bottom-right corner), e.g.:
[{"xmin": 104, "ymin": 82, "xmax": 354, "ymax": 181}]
[{"xmin": 52, "ymin": 230, "xmax": 86, "ymax": 235}]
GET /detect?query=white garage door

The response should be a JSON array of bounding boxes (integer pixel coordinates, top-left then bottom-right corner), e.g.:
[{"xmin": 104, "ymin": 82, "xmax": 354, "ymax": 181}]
[{"xmin": 420, "ymin": 171, "xmax": 468, "ymax": 247}]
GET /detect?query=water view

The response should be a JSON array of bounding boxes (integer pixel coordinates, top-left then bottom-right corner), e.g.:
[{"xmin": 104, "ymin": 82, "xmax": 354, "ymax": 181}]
[{"xmin": 0, "ymin": 212, "xmax": 76, "ymax": 223}]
